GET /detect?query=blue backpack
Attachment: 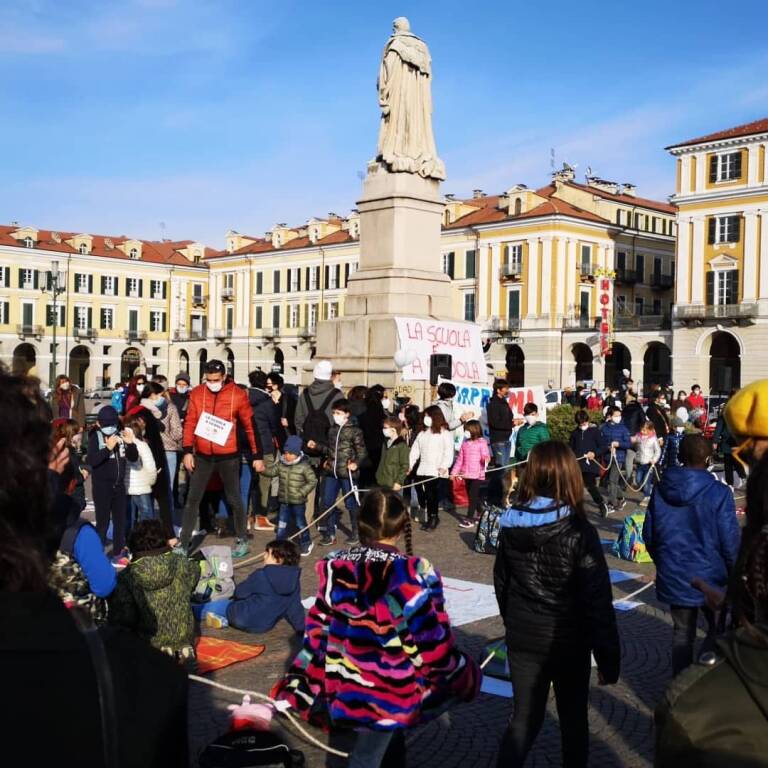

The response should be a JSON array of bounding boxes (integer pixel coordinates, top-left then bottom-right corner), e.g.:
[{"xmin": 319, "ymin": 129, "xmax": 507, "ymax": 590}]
[
  {"xmin": 111, "ymin": 389, "xmax": 125, "ymax": 414},
  {"xmin": 613, "ymin": 510, "xmax": 653, "ymax": 564}
]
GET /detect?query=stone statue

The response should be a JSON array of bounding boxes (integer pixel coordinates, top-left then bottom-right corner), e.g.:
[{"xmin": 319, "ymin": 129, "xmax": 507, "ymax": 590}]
[{"xmin": 376, "ymin": 17, "xmax": 446, "ymax": 180}]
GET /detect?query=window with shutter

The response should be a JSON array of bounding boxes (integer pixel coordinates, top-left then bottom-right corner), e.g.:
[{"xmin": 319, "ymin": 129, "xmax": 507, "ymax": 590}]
[
  {"xmin": 465, "ymin": 250, "xmax": 476, "ymax": 279},
  {"xmin": 273, "ymin": 271, "xmax": 281, "ymax": 293},
  {"xmin": 162, "ymin": 282, "xmax": 167, "ymax": 299},
  {"xmin": 726, "ymin": 269, "xmax": 739, "ymax": 305},
  {"xmin": 272, "ymin": 305, "xmax": 280, "ymax": 328},
  {"xmin": 0, "ymin": 302, "xmax": 8, "ymax": 325},
  {"xmin": 334, "ymin": 264, "xmax": 341, "ymax": 288},
  {"xmin": 635, "ymin": 254, "xmax": 645, "ymax": 283},
  {"xmin": 344, "ymin": 263, "xmax": 350, "ymax": 286},
  {"xmin": 297, "ymin": 269, "xmax": 302, "ymax": 292},
  {"xmin": 709, "ymin": 155, "xmax": 718, "ymax": 183},
  {"xmin": 508, "ymin": 289, "xmax": 520, "ymax": 323},
  {"xmin": 708, "ymin": 217, "xmax": 716, "ymax": 244},
  {"xmin": 87, "ymin": 308, "xmax": 93, "ymax": 330},
  {"xmin": 255, "ymin": 272, "xmax": 263, "ymax": 294},
  {"xmin": 324, "ymin": 265, "xmax": 330, "ymax": 289},
  {"xmin": 255, "ymin": 306, "xmax": 263, "ymax": 329},
  {"xmin": 1, "ymin": 267, "xmax": 8, "ymax": 288},
  {"xmin": 33, "ymin": 271, "xmax": 39, "ymax": 289},
  {"xmin": 138, "ymin": 279, "xmax": 143, "ymax": 298}
]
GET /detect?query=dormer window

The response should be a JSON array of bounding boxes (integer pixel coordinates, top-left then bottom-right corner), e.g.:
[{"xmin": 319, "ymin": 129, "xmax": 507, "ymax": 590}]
[
  {"xmin": 78, "ymin": 243, "xmax": 88, "ymax": 254},
  {"xmin": 129, "ymin": 247, "xmax": 139, "ymax": 260},
  {"xmin": 227, "ymin": 241, "xmax": 235, "ymax": 253},
  {"xmin": 24, "ymin": 237, "xmax": 34, "ymax": 248}
]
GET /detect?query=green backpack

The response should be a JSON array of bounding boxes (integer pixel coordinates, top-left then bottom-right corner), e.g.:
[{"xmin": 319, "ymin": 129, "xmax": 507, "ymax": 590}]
[{"xmin": 613, "ymin": 510, "xmax": 653, "ymax": 564}]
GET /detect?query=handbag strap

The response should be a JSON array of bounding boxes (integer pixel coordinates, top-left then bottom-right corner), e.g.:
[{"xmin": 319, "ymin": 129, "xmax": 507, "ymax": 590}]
[{"xmin": 70, "ymin": 607, "xmax": 120, "ymax": 768}]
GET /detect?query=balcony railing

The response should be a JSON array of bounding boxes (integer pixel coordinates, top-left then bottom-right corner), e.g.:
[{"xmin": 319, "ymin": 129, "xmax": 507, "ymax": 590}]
[
  {"xmin": 651, "ymin": 274, "xmax": 674, "ymax": 290},
  {"xmin": 578, "ymin": 262, "xmax": 598, "ymax": 280},
  {"xmin": 73, "ymin": 327, "xmax": 99, "ymax": 340},
  {"xmin": 614, "ymin": 268, "xmax": 638, "ymax": 285},
  {"xmin": 500, "ymin": 262, "xmax": 522, "ymax": 279},
  {"xmin": 673, "ymin": 303, "xmax": 758, "ymax": 324},
  {"xmin": 562, "ymin": 315, "xmax": 599, "ymax": 330},
  {"xmin": 614, "ymin": 314, "xmax": 671, "ymax": 330},
  {"xmin": 220, "ymin": 287, "xmax": 235, "ymax": 301},
  {"xmin": 174, "ymin": 329, "xmax": 207, "ymax": 342},
  {"xmin": 299, "ymin": 326, "xmax": 317, "ymax": 340},
  {"xmin": 191, "ymin": 295, "xmax": 207, "ymax": 308},
  {"xmin": 123, "ymin": 330, "xmax": 148, "ymax": 343},
  {"xmin": 16, "ymin": 324, "xmax": 44, "ymax": 339},
  {"xmin": 212, "ymin": 328, "xmax": 232, "ymax": 341},
  {"xmin": 262, "ymin": 327, "xmax": 281, "ymax": 340}
]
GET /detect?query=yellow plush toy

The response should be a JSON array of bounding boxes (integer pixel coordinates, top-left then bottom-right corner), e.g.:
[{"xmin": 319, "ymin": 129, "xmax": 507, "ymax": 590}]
[{"xmin": 724, "ymin": 380, "xmax": 768, "ymax": 439}]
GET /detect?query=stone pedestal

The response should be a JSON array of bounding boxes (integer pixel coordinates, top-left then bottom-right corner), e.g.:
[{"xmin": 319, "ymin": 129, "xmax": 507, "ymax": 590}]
[{"xmin": 310, "ymin": 162, "xmax": 454, "ymax": 405}]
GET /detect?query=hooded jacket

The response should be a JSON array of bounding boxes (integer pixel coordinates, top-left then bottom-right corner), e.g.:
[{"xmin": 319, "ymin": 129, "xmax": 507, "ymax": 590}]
[
  {"xmin": 182, "ymin": 380, "xmax": 260, "ymax": 459},
  {"xmin": 261, "ymin": 453, "xmax": 317, "ymax": 505},
  {"xmin": 108, "ymin": 550, "xmax": 199, "ymax": 653},
  {"xmin": 643, "ymin": 467, "xmax": 740, "ymax": 606},
  {"xmin": 514, "ymin": 420, "xmax": 550, "ymax": 462},
  {"xmin": 376, "ymin": 436, "xmax": 411, "ymax": 488},
  {"xmin": 272, "ymin": 546, "xmax": 479, "ymax": 729},
  {"xmin": 494, "ymin": 498, "xmax": 620, "ymax": 681},
  {"xmin": 451, "ymin": 437, "xmax": 491, "ymax": 480},
  {"xmin": 655, "ymin": 626, "xmax": 768, "ymax": 767},
  {"xmin": 318, "ymin": 421, "xmax": 367, "ymax": 479},
  {"xmin": 294, "ymin": 379, "xmax": 343, "ymax": 435},
  {"xmin": 227, "ymin": 564, "xmax": 305, "ymax": 634}
]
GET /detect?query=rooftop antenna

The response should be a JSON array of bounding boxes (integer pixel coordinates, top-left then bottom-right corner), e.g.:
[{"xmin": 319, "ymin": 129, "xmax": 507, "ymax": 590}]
[
  {"xmin": 550, "ymin": 148, "xmax": 555, "ymax": 172},
  {"xmin": 159, "ymin": 221, "xmax": 167, "ymax": 241},
  {"xmin": 356, "ymin": 170, "xmax": 365, "ymax": 181}
]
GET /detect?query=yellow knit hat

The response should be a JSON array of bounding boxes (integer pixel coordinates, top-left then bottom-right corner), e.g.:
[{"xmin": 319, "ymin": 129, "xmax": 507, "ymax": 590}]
[{"xmin": 724, "ymin": 380, "xmax": 768, "ymax": 439}]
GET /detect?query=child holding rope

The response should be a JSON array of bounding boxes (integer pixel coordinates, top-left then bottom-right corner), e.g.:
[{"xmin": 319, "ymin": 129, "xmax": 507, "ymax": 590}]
[
  {"xmin": 272, "ymin": 489, "xmax": 479, "ymax": 768},
  {"xmin": 600, "ymin": 406, "xmax": 632, "ymax": 515},
  {"xmin": 633, "ymin": 420, "xmax": 661, "ymax": 506}
]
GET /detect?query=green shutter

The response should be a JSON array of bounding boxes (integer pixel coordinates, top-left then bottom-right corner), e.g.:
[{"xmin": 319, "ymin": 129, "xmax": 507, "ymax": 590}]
[
  {"xmin": 335, "ymin": 264, "xmax": 341, "ymax": 286},
  {"xmin": 708, "ymin": 217, "xmax": 716, "ymax": 244},
  {"xmin": 138, "ymin": 279, "xmax": 143, "ymax": 298},
  {"xmin": 324, "ymin": 265, "xmax": 329, "ymax": 289},
  {"xmin": 33, "ymin": 270, "xmax": 39, "ymax": 289},
  {"xmin": 100, "ymin": 276, "xmax": 106, "ymax": 294},
  {"xmin": 733, "ymin": 152, "xmax": 742, "ymax": 179},
  {"xmin": 162, "ymin": 282, "xmax": 167, "ymax": 299},
  {"xmin": 162, "ymin": 313, "xmax": 167, "ymax": 333},
  {"xmin": 447, "ymin": 252, "xmax": 455, "ymax": 279},
  {"xmin": 508, "ymin": 290, "xmax": 520, "ymax": 322},
  {"xmin": 87, "ymin": 307, "xmax": 93, "ymax": 329},
  {"xmin": 727, "ymin": 270, "xmax": 739, "ymax": 305},
  {"xmin": 305, "ymin": 267, "xmax": 310, "ymax": 289},
  {"xmin": 706, "ymin": 271, "xmax": 715, "ymax": 305},
  {"xmin": 88, "ymin": 275, "xmax": 93, "ymax": 293},
  {"xmin": 709, "ymin": 155, "xmax": 718, "ymax": 183},
  {"xmin": 733, "ymin": 216, "xmax": 741, "ymax": 243}
]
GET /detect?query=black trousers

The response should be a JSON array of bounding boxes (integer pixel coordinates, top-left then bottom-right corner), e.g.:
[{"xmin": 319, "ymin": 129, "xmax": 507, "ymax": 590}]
[
  {"xmin": 416, "ymin": 476, "xmax": 439, "ymax": 520},
  {"xmin": 497, "ymin": 648, "xmax": 591, "ymax": 768},
  {"xmin": 723, "ymin": 454, "xmax": 746, "ymax": 487},
  {"xmin": 180, "ymin": 455, "xmax": 246, "ymax": 547},
  {"xmin": 670, "ymin": 605, "xmax": 717, "ymax": 675},
  {"xmin": 93, "ymin": 480, "xmax": 127, "ymax": 555},
  {"xmin": 465, "ymin": 478, "xmax": 483, "ymax": 519},
  {"xmin": 582, "ymin": 472, "xmax": 605, "ymax": 511}
]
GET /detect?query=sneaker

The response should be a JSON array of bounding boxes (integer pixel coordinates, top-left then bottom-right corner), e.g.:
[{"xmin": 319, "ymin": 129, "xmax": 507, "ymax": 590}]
[
  {"xmin": 253, "ymin": 515, "xmax": 275, "ymax": 531},
  {"xmin": 319, "ymin": 535, "xmax": 337, "ymax": 547},
  {"xmin": 458, "ymin": 518, "xmax": 475, "ymax": 529},
  {"xmin": 204, "ymin": 613, "xmax": 229, "ymax": 629},
  {"xmin": 603, "ymin": 505, "xmax": 614, "ymax": 517},
  {"xmin": 617, "ymin": 500, "xmax": 627, "ymax": 511},
  {"xmin": 231, "ymin": 539, "xmax": 250, "ymax": 558},
  {"xmin": 301, "ymin": 542, "xmax": 314, "ymax": 557},
  {"xmin": 111, "ymin": 555, "xmax": 130, "ymax": 569}
]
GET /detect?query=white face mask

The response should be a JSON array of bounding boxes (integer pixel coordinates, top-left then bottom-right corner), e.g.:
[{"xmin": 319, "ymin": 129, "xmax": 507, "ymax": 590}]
[
  {"xmin": 463, "ymin": 430, "xmax": 472, "ymax": 440},
  {"xmin": 579, "ymin": 423, "xmax": 589, "ymax": 431},
  {"xmin": 383, "ymin": 428, "xmax": 396, "ymax": 439},
  {"xmin": 60, "ymin": 382, "xmax": 71, "ymax": 391},
  {"xmin": 334, "ymin": 381, "xmax": 343, "ymax": 391},
  {"xmin": 676, "ymin": 426, "xmax": 685, "ymax": 434},
  {"xmin": 423, "ymin": 415, "xmax": 433, "ymax": 428},
  {"xmin": 206, "ymin": 381, "xmax": 223, "ymax": 393},
  {"xmin": 176, "ymin": 384, "xmax": 188, "ymax": 394},
  {"xmin": 525, "ymin": 415, "xmax": 537, "ymax": 425},
  {"xmin": 381, "ymin": 397, "xmax": 391, "ymax": 410},
  {"xmin": 612, "ymin": 416, "xmax": 622, "ymax": 424},
  {"xmin": 398, "ymin": 412, "xmax": 406, "ymax": 422},
  {"xmin": 333, "ymin": 413, "xmax": 347, "ymax": 427}
]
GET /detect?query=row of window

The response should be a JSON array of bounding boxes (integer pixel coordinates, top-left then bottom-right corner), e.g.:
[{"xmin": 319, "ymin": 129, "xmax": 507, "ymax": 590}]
[
  {"xmin": 4, "ymin": 302, "xmax": 168, "ymax": 333},
  {"xmin": 213, "ymin": 302, "xmax": 341, "ymax": 334},
  {"xmin": 221, "ymin": 263, "xmax": 358, "ymax": 296},
  {"xmin": 615, "ymin": 210, "xmax": 676, "ymax": 235},
  {"xmin": 17, "ymin": 238, "xmax": 142, "ymax": 259},
  {"xmin": 0, "ymin": 268, "xmax": 168, "ymax": 299}
]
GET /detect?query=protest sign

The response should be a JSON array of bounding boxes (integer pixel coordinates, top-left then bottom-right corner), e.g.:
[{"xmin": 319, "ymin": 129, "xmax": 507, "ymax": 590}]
[
  {"xmin": 194, "ymin": 411, "xmax": 233, "ymax": 447},
  {"xmin": 394, "ymin": 317, "xmax": 487, "ymax": 384},
  {"xmin": 453, "ymin": 384, "xmax": 547, "ymax": 432}
]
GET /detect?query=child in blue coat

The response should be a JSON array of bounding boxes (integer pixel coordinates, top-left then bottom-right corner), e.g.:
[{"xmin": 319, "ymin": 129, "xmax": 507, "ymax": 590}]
[
  {"xmin": 600, "ymin": 406, "xmax": 632, "ymax": 514},
  {"xmin": 224, "ymin": 540, "xmax": 305, "ymax": 634}
]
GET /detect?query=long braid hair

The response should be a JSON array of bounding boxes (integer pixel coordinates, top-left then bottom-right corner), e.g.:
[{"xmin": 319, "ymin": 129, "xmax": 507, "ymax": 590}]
[{"xmin": 359, "ymin": 488, "xmax": 413, "ymax": 556}]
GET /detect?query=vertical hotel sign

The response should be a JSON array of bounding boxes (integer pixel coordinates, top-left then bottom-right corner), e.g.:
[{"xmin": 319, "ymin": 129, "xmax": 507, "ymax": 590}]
[{"xmin": 596, "ymin": 268, "xmax": 615, "ymax": 357}]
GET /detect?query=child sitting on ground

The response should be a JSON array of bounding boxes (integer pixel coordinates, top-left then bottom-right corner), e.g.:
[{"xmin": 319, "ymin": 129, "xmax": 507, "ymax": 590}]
[
  {"xmin": 218, "ymin": 540, "xmax": 305, "ymax": 635},
  {"xmin": 108, "ymin": 519, "xmax": 199, "ymax": 662},
  {"xmin": 260, "ymin": 435, "xmax": 317, "ymax": 557}
]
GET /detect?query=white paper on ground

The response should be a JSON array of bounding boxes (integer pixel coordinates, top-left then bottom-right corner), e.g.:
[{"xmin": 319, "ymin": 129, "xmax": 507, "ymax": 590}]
[
  {"xmin": 302, "ymin": 576, "xmax": 499, "ymax": 628},
  {"xmin": 613, "ymin": 599, "xmax": 644, "ymax": 611},
  {"xmin": 480, "ymin": 675, "xmax": 513, "ymax": 698}
]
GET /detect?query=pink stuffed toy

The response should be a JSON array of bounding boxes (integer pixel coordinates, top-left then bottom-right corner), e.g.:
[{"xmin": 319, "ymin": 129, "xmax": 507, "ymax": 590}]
[{"xmin": 227, "ymin": 695, "xmax": 274, "ymax": 732}]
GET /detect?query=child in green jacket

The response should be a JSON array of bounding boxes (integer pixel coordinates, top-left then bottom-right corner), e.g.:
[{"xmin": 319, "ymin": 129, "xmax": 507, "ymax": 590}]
[{"xmin": 376, "ymin": 416, "xmax": 411, "ymax": 491}]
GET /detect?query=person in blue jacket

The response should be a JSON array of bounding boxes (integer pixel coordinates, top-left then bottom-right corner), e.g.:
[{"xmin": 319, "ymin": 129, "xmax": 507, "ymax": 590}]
[
  {"xmin": 600, "ymin": 406, "xmax": 632, "ymax": 514},
  {"xmin": 643, "ymin": 434, "xmax": 740, "ymax": 675},
  {"xmin": 226, "ymin": 539, "xmax": 305, "ymax": 634}
]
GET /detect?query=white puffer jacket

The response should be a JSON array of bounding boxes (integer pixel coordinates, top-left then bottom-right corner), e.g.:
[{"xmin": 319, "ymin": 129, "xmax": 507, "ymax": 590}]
[
  {"xmin": 634, "ymin": 433, "xmax": 661, "ymax": 465},
  {"xmin": 125, "ymin": 438, "xmax": 158, "ymax": 495},
  {"xmin": 409, "ymin": 428, "xmax": 455, "ymax": 477}
]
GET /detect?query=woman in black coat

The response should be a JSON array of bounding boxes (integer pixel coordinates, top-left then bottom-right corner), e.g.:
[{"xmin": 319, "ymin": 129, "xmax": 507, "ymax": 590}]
[
  {"xmin": 494, "ymin": 440, "xmax": 620, "ymax": 768},
  {"xmin": 357, "ymin": 384, "xmax": 386, "ymax": 488},
  {"xmin": 569, "ymin": 409, "xmax": 608, "ymax": 517}
]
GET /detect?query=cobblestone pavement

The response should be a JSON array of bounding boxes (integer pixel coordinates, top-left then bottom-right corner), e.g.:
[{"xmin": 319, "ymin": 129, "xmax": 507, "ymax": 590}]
[{"xmin": 187, "ymin": 489, "xmax": 723, "ymax": 767}]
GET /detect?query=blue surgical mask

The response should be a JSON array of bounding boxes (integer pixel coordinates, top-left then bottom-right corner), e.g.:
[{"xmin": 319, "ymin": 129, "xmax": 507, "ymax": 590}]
[
  {"xmin": 101, "ymin": 425, "xmax": 118, "ymax": 436},
  {"xmin": 156, "ymin": 398, "xmax": 168, "ymax": 413}
]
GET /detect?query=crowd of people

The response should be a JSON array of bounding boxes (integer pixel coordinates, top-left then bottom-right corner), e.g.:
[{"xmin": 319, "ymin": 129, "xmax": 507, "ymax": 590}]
[{"xmin": 3, "ymin": 361, "xmax": 767, "ymax": 767}]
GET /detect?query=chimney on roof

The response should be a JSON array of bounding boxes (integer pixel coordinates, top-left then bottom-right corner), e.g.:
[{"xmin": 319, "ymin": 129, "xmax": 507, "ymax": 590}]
[
  {"xmin": 621, "ymin": 183, "xmax": 636, "ymax": 197},
  {"xmin": 10, "ymin": 221, "xmax": 18, "ymax": 226},
  {"xmin": 552, "ymin": 163, "xmax": 576, "ymax": 183},
  {"xmin": 472, "ymin": 189, "xmax": 485, "ymax": 199},
  {"xmin": 444, "ymin": 193, "xmax": 455, "ymax": 201},
  {"xmin": 586, "ymin": 177, "xmax": 620, "ymax": 195},
  {"xmin": 328, "ymin": 212, "xmax": 339, "ymax": 219}
]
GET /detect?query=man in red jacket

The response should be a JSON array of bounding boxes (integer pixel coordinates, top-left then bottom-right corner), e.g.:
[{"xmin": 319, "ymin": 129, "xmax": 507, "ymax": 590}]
[{"xmin": 179, "ymin": 359, "xmax": 264, "ymax": 558}]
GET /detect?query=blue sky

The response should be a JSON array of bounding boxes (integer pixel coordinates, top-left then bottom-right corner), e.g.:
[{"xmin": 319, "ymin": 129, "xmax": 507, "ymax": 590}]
[{"xmin": 1, "ymin": 0, "xmax": 767, "ymax": 246}]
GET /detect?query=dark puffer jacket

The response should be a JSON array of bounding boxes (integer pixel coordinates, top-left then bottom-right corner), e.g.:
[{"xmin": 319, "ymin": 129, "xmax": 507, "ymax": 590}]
[
  {"xmin": 318, "ymin": 422, "xmax": 368, "ymax": 479},
  {"xmin": 569, "ymin": 425, "xmax": 605, "ymax": 477},
  {"xmin": 262, "ymin": 454, "xmax": 317, "ymax": 505},
  {"xmin": 494, "ymin": 498, "xmax": 619, "ymax": 682}
]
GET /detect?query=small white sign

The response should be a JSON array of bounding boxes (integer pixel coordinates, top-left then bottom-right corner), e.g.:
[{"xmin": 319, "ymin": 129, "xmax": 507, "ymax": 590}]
[{"xmin": 194, "ymin": 411, "xmax": 233, "ymax": 447}]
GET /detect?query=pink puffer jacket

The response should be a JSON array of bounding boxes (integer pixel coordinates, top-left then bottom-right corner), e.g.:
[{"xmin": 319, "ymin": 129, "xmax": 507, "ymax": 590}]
[{"xmin": 451, "ymin": 438, "xmax": 491, "ymax": 480}]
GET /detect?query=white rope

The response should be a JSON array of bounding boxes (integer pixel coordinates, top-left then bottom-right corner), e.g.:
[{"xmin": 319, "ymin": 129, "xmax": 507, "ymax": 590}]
[{"xmin": 188, "ymin": 675, "xmax": 350, "ymax": 759}]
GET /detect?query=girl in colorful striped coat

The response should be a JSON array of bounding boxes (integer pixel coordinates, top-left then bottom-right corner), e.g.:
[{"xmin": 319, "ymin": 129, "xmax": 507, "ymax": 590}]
[{"xmin": 271, "ymin": 489, "xmax": 479, "ymax": 768}]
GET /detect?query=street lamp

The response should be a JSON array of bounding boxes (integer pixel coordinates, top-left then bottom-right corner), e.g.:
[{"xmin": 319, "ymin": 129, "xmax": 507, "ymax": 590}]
[{"xmin": 41, "ymin": 260, "xmax": 66, "ymax": 385}]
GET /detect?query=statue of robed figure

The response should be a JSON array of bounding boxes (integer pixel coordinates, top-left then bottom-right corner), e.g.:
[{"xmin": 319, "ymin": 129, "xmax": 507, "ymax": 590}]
[{"xmin": 376, "ymin": 17, "xmax": 446, "ymax": 181}]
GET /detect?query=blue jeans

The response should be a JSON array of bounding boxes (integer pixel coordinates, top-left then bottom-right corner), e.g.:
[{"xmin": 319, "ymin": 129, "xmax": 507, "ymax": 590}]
[
  {"xmin": 165, "ymin": 450, "xmax": 179, "ymax": 526},
  {"xmin": 489, "ymin": 441, "xmax": 511, "ymax": 504},
  {"xmin": 277, "ymin": 503, "xmax": 310, "ymax": 546},
  {"xmin": 349, "ymin": 729, "xmax": 394, "ymax": 768},
  {"xmin": 636, "ymin": 463, "xmax": 655, "ymax": 498},
  {"xmin": 129, "ymin": 493, "xmax": 155, "ymax": 526},
  {"xmin": 322, "ymin": 476, "xmax": 359, "ymax": 539}
]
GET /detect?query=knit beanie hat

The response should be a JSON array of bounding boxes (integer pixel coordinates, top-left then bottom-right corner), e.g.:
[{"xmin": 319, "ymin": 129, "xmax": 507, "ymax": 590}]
[
  {"xmin": 724, "ymin": 381, "xmax": 768, "ymax": 439},
  {"xmin": 671, "ymin": 417, "xmax": 686, "ymax": 429},
  {"xmin": 175, "ymin": 372, "xmax": 191, "ymax": 385},
  {"xmin": 284, "ymin": 435, "xmax": 303, "ymax": 455},
  {"xmin": 313, "ymin": 360, "xmax": 333, "ymax": 381}
]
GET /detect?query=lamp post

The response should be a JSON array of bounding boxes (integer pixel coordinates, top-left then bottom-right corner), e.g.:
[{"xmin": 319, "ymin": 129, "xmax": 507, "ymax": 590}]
[{"xmin": 41, "ymin": 260, "xmax": 66, "ymax": 386}]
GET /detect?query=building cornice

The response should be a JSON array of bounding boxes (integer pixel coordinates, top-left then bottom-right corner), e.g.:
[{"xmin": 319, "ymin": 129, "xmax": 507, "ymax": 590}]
[
  {"xmin": 668, "ymin": 132, "xmax": 768, "ymax": 156},
  {"xmin": 671, "ymin": 185, "xmax": 768, "ymax": 206}
]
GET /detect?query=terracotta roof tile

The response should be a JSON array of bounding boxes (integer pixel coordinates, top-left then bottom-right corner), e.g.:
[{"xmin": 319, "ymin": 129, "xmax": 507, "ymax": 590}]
[
  {"xmin": 666, "ymin": 117, "xmax": 768, "ymax": 150},
  {"xmin": 551, "ymin": 181, "xmax": 676, "ymax": 214},
  {"xmin": 204, "ymin": 228, "xmax": 355, "ymax": 259}
]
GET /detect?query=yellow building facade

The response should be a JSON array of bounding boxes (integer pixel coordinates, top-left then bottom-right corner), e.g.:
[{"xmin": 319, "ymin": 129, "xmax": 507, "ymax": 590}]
[{"xmin": 667, "ymin": 117, "xmax": 768, "ymax": 392}]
